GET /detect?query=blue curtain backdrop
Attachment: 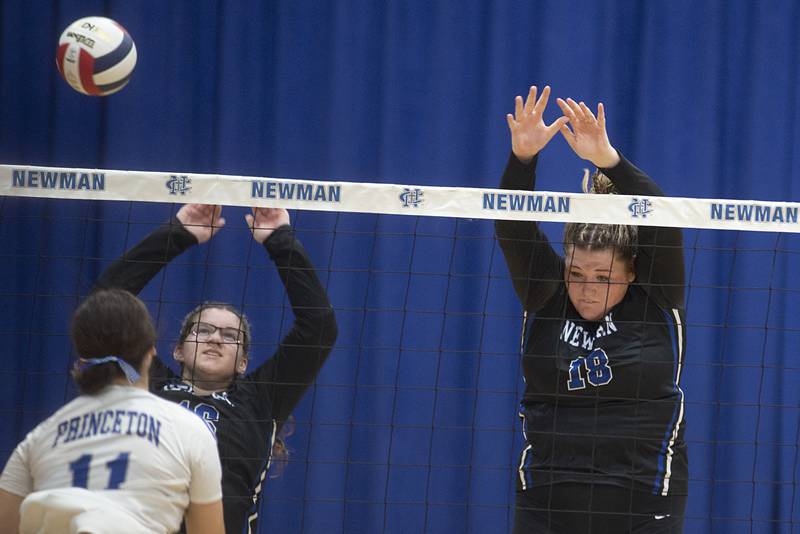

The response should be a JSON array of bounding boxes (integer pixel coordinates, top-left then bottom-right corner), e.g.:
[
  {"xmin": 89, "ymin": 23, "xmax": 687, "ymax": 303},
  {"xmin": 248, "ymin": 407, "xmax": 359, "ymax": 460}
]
[{"xmin": 2, "ymin": 1, "xmax": 800, "ymax": 533}]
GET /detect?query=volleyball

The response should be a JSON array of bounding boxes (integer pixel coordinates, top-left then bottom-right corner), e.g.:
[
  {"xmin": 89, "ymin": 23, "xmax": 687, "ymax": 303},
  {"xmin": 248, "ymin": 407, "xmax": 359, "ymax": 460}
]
[{"xmin": 56, "ymin": 16, "xmax": 137, "ymax": 96}]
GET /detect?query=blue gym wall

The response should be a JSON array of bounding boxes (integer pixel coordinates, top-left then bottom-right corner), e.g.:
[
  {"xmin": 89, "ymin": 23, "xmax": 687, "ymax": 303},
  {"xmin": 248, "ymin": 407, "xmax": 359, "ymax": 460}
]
[{"xmin": 1, "ymin": 1, "xmax": 800, "ymax": 532}]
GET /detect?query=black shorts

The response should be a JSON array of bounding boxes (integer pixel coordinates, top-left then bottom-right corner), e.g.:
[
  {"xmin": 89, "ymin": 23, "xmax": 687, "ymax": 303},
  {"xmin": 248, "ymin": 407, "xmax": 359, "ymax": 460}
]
[{"xmin": 513, "ymin": 483, "xmax": 686, "ymax": 534}]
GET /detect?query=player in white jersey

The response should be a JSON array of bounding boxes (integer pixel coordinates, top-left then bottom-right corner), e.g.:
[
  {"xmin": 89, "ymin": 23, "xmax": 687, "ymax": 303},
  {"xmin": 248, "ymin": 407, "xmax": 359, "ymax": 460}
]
[{"xmin": 0, "ymin": 289, "xmax": 225, "ymax": 534}]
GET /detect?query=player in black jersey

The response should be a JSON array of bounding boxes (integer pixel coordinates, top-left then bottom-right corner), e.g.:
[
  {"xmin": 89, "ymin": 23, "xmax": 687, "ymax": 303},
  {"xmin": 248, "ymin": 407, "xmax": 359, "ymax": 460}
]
[
  {"xmin": 94, "ymin": 204, "xmax": 337, "ymax": 534},
  {"xmin": 496, "ymin": 86, "xmax": 687, "ymax": 533}
]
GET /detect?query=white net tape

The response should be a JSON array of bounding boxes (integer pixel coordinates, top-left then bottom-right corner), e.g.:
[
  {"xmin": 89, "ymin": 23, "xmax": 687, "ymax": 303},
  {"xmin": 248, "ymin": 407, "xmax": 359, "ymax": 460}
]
[{"xmin": 2, "ymin": 164, "xmax": 799, "ymax": 232}]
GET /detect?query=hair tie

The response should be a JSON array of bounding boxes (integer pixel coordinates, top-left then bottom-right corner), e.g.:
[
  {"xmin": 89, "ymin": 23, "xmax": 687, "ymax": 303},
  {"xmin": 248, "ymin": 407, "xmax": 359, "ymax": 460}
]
[{"xmin": 77, "ymin": 356, "xmax": 141, "ymax": 384}]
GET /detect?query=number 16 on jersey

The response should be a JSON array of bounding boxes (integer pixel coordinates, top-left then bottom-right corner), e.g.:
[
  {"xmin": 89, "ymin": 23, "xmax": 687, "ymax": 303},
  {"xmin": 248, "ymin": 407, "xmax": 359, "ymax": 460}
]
[{"xmin": 567, "ymin": 349, "xmax": 613, "ymax": 391}]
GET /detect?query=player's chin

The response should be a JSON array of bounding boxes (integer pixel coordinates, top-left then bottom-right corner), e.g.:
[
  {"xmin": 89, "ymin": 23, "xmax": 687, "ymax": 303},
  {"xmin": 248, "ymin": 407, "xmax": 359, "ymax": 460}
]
[
  {"xmin": 196, "ymin": 360, "xmax": 234, "ymax": 376},
  {"xmin": 577, "ymin": 304, "xmax": 605, "ymax": 321}
]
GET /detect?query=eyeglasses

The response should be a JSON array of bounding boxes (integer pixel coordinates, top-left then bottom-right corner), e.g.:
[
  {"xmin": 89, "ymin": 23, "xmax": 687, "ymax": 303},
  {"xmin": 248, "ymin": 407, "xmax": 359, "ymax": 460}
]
[{"xmin": 188, "ymin": 322, "xmax": 245, "ymax": 344}]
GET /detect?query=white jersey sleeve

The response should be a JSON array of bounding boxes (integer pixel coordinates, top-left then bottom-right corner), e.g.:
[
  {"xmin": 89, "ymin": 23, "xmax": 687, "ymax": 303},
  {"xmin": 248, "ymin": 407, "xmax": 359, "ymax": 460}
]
[{"xmin": 0, "ymin": 441, "xmax": 34, "ymax": 497}]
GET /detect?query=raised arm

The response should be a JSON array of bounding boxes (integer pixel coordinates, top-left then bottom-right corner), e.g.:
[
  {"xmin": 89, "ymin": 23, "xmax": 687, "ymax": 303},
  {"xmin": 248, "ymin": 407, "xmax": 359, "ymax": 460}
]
[
  {"xmin": 600, "ymin": 156, "xmax": 685, "ymax": 308},
  {"xmin": 94, "ymin": 204, "xmax": 225, "ymax": 381},
  {"xmin": 495, "ymin": 86, "xmax": 569, "ymax": 312},
  {"xmin": 557, "ymin": 99, "xmax": 685, "ymax": 308},
  {"xmin": 245, "ymin": 208, "xmax": 338, "ymax": 427},
  {"xmin": 94, "ymin": 204, "xmax": 224, "ymax": 294}
]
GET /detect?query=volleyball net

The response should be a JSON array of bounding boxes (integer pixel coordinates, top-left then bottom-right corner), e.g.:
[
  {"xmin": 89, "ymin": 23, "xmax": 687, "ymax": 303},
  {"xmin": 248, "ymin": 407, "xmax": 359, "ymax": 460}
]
[{"xmin": 1, "ymin": 163, "xmax": 799, "ymax": 533}]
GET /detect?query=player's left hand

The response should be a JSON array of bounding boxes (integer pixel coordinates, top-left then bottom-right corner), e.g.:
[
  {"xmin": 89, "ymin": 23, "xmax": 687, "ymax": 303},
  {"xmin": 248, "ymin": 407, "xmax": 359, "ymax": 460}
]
[
  {"xmin": 246, "ymin": 208, "xmax": 290, "ymax": 243},
  {"xmin": 556, "ymin": 98, "xmax": 620, "ymax": 169}
]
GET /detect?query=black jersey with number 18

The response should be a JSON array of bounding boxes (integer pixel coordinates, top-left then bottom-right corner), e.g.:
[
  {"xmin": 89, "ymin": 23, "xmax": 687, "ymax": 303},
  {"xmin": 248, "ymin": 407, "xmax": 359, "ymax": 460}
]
[{"xmin": 496, "ymin": 152, "xmax": 688, "ymax": 497}]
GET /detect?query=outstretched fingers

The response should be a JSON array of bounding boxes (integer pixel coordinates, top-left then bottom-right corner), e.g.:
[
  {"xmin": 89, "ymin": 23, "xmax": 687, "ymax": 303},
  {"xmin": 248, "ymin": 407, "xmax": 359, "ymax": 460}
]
[
  {"xmin": 532, "ymin": 85, "xmax": 551, "ymax": 118},
  {"xmin": 515, "ymin": 94, "xmax": 524, "ymax": 121},
  {"xmin": 597, "ymin": 102, "xmax": 606, "ymax": 130},
  {"xmin": 566, "ymin": 98, "xmax": 584, "ymax": 118},
  {"xmin": 557, "ymin": 98, "xmax": 604, "ymax": 131},
  {"xmin": 507, "ymin": 84, "xmax": 571, "ymax": 161},
  {"xmin": 578, "ymin": 101, "xmax": 597, "ymax": 122},
  {"xmin": 556, "ymin": 98, "xmax": 576, "ymax": 122},
  {"xmin": 506, "ymin": 112, "xmax": 517, "ymax": 132},
  {"xmin": 523, "ymin": 86, "xmax": 537, "ymax": 116}
]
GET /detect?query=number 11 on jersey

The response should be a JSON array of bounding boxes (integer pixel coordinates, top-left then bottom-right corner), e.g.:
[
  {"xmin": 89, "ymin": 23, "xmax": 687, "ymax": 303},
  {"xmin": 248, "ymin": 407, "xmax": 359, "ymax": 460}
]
[
  {"xmin": 567, "ymin": 348, "xmax": 613, "ymax": 391},
  {"xmin": 69, "ymin": 452, "xmax": 130, "ymax": 489}
]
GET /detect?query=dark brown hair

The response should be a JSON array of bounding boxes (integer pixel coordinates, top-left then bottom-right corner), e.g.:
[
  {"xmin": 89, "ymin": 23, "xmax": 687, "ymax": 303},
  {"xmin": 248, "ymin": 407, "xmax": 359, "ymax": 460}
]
[
  {"xmin": 71, "ymin": 289, "xmax": 156, "ymax": 394},
  {"xmin": 269, "ymin": 416, "xmax": 295, "ymax": 479}
]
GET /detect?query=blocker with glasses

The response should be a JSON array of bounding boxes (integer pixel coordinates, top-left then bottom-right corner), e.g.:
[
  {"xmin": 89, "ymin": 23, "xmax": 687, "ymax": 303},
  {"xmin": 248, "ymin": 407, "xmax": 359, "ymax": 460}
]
[{"xmin": 188, "ymin": 322, "xmax": 245, "ymax": 345}]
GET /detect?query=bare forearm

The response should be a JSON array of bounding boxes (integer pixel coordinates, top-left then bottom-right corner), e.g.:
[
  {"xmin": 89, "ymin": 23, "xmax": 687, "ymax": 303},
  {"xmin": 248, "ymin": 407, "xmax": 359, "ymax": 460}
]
[
  {"xmin": 185, "ymin": 500, "xmax": 225, "ymax": 534},
  {"xmin": 0, "ymin": 489, "xmax": 22, "ymax": 534}
]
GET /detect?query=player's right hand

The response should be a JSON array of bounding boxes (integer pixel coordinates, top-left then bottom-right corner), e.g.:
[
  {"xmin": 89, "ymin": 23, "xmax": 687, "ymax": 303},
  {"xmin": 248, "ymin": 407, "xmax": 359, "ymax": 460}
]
[
  {"xmin": 176, "ymin": 204, "xmax": 226, "ymax": 244},
  {"xmin": 506, "ymin": 85, "xmax": 568, "ymax": 164}
]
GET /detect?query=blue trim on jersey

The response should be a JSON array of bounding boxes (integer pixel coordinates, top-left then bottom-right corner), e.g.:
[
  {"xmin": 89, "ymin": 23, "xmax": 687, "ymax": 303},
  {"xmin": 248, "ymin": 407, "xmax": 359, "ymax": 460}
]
[{"xmin": 653, "ymin": 309, "xmax": 682, "ymax": 494}]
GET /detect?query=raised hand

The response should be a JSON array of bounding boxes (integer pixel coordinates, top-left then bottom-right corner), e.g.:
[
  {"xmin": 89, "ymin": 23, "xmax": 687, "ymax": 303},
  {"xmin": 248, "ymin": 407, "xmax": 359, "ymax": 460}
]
[
  {"xmin": 506, "ymin": 85, "xmax": 569, "ymax": 164},
  {"xmin": 176, "ymin": 204, "xmax": 225, "ymax": 244},
  {"xmin": 245, "ymin": 207, "xmax": 290, "ymax": 244},
  {"xmin": 556, "ymin": 99, "xmax": 620, "ymax": 168}
]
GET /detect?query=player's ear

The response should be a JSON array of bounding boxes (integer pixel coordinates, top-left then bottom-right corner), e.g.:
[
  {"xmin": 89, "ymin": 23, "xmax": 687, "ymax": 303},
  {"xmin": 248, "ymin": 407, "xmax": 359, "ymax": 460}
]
[
  {"xmin": 625, "ymin": 260, "xmax": 636, "ymax": 283},
  {"xmin": 173, "ymin": 345, "xmax": 185, "ymax": 364},
  {"xmin": 236, "ymin": 355, "xmax": 248, "ymax": 375}
]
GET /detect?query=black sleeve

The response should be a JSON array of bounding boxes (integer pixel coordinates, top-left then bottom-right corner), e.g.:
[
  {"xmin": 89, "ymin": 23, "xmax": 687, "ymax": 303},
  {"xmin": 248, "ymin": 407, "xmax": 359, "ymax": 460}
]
[
  {"xmin": 93, "ymin": 217, "xmax": 198, "ymax": 383},
  {"xmin": 94, "ymin": 217, "xmax": 198, "ymax": 294},
  {"xmin": 246, "ymin": 225, "xmax": 338, "ymax": 426},
  {"xmin": 599, "ymin": 152, "xmax": 685, "ymax": 308},
  {"xmin": 494, "ymin": 152, "xmax": 565, "ymax": 313}
]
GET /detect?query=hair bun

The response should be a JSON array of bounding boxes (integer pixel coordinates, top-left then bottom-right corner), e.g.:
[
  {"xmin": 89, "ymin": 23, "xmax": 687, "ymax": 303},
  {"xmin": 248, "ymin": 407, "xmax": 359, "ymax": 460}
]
[{"xmin": 582, "ymin": 170, "xmax": 618, "ymax": 195}]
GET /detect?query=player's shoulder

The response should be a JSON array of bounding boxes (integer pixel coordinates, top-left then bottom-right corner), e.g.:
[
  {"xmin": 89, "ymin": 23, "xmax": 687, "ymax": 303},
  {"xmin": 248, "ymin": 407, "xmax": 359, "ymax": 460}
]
[
  {"xmin": 14, "ymin": 391, "xmax": 113, "ymax": 449},
  {"xmin": 148, "ymin": 393, "xmax": 214, "ymax": 435},
  {"xmin": 34, "ymin": 391, "xmax": 103, "ymax": 429},
  {"xmin": 121, "ymin": 389, "xmax": 217, "ymax": 450},
  {"xmin": 143, "ymin": 391, "xmax": 197, "ymax": 420},
  {"xmin": 230, "ymin": 375, "xmax": 261, "ymax": 395},
  {"xmin": 97, "ymin": 385, "xmax": 201, "ymax": 428},
  {"xmin": 620, "ymin": 286, "xmax": 675, "ymax": 319}
]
